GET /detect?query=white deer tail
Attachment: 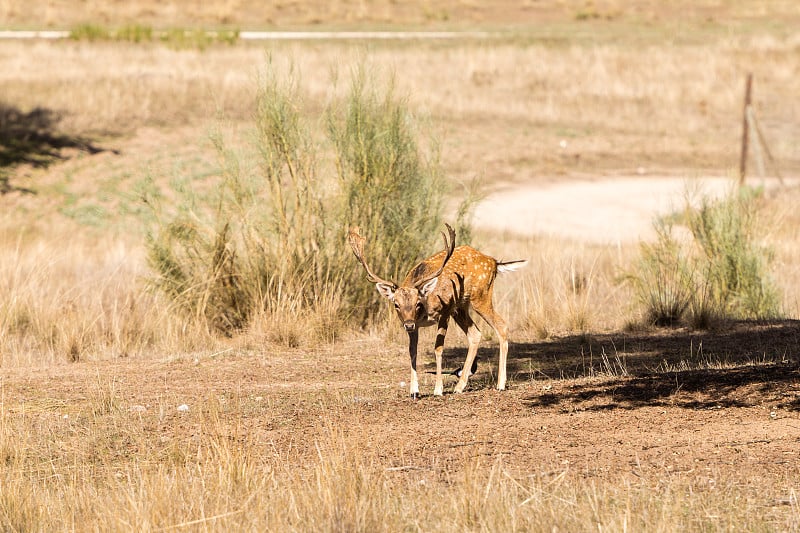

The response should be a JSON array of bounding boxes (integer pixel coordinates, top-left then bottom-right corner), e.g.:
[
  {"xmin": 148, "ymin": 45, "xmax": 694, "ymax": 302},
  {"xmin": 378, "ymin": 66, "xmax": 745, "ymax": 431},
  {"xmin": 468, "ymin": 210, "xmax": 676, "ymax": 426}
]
[{"xmin": 496, "ymin": 259, "xmax": 527, "ymax": 274}]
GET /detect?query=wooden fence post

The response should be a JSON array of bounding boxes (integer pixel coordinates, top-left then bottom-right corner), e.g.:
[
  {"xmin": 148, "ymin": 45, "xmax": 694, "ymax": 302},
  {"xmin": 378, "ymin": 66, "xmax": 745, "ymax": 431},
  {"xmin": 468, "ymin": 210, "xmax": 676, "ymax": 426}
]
[{"xmin": 738, "ymin": 73, "xmax": 753, "ymax": 187}]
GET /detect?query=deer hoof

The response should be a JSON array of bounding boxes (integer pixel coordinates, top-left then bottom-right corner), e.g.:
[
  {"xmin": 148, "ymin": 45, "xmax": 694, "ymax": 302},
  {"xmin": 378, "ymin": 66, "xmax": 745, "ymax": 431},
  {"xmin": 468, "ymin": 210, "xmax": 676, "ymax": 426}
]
[{"xmin": 410, "ymin": 392, "xmax": 419, "ymax": 400}]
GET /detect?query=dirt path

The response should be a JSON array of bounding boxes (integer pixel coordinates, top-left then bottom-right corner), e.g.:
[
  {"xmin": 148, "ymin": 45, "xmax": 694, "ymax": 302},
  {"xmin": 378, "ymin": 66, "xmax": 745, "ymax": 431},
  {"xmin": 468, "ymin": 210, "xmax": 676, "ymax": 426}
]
[{"xmin": 472, "ymin": 175, "xmax": 794, "ymax": 243}]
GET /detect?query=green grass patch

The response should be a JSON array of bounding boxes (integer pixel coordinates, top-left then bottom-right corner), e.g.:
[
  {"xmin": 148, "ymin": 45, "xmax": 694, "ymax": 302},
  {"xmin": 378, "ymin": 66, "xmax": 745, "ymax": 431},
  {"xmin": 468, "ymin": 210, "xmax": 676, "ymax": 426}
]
[{"xmin": 69, "ymin": 24, "xmax": 239, "ymax": 48}]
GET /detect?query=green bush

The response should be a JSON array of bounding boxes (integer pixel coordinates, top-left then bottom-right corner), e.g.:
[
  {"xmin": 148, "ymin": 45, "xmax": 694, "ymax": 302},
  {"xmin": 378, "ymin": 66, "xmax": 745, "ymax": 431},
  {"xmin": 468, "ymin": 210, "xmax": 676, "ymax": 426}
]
[
  {"xmin": 144, "ymin": 61, "xmax": 472, "ymax": 339},
  {"xmin": 628, "ymin": 186, "xmax": 781, "ymax": 328},
  {"xmin": 159, "ymin": 29, "xmax": 240, "ymax": 50},
  {"xmin": 687, "ymin": 189, "xmax": 781, "ymax": 321},
  {"xmin": 144, "ymin": 63, "xmax": 327, "ymax": 335},
  {"xmin": 328, "ymin": 65, "xmax": 447, "ymax": 320}
]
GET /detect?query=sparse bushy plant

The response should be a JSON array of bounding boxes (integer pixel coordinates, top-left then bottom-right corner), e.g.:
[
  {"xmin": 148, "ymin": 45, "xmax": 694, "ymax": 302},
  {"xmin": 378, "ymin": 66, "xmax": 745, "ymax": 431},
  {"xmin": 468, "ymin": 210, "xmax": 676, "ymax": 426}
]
[
  {"xmin": 144, "ymin": 60, "xmax": 472, "ymax": 339},
  {"xmin": 69, "ymin": 24, "xmax": 110, "ymax": 41},
  {"xmin": 687, "ymin": 188, "xmax": 780, "ymax": 321},
  {"xmin": 328, "ymin": 65, "xmax": 448, "ymax": 320},
  {"xmin": 145, "ymin": 62, "xmax": 331, "ymax": 336},
  {"xmin": 628, "ymin": 186, "xmax": 781, "ymax": 328}
]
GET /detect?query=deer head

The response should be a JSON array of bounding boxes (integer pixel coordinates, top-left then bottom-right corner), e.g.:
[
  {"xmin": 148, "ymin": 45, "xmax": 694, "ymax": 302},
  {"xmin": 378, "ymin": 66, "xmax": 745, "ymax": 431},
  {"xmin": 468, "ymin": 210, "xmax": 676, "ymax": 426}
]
[{"xmin": 348, "ymin": 224, "xmax": 456, "ymax": 332}]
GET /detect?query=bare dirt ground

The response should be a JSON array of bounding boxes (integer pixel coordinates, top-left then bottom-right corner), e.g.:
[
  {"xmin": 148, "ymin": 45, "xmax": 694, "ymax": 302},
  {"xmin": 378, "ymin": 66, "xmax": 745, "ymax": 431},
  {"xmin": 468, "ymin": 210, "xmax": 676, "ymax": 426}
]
[{"xmin": 3, "ymin": 320, "xmax": 799, "ymax": 507}]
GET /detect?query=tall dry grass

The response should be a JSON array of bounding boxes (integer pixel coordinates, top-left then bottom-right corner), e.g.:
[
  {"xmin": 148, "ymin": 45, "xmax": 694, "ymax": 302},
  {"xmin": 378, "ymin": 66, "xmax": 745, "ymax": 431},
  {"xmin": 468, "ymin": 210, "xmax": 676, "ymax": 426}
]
[
  {"xmin": 1, "ymin": 388, "xmax": 796, "ymax": 531},
  {"xmin": 0, "ymin": 226, "xmax": 217, "ymax": 366},
  {"xmin": 480, "ymin": 235, "xmax": 634, "ymax": 339},
  {"xmin": 1, "ymin": 33, "xmax": 799, "ymax": 174}
]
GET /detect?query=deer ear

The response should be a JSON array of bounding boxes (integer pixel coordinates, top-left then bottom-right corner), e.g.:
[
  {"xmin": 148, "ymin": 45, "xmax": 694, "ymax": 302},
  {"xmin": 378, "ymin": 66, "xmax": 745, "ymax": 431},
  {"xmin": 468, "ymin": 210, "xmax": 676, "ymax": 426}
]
[
  {"xmin": 419, "ymin": 277, "xmax": 438, "ymax": 296},
  {"xmin": 375, "ymin": 282, "xmax": 397, "ymax": 301}
]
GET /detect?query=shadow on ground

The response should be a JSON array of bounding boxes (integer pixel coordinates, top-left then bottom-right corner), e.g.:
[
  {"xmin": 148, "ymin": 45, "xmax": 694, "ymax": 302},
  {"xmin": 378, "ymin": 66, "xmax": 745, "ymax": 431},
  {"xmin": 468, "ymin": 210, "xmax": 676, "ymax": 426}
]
[
  {"xmin": 439, "ymin": 320, "xmax": 800, "ymax": 410},
  {"xmin": 0, "ymin": 103, "xmax": 115, "ymax": 194}
]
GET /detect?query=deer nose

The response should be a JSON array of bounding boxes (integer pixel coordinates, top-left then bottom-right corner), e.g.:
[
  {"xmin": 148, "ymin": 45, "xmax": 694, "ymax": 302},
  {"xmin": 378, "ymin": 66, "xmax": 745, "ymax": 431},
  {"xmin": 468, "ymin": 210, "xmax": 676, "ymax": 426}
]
[{"xmin": 403, "ymin": 321, "xmax": 416, "ymax": 332}]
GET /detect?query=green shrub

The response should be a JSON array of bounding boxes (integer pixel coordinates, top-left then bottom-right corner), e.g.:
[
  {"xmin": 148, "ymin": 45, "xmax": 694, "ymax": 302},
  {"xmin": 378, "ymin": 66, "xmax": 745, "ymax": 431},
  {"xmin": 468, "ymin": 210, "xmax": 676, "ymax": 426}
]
[
  {"xmin": 328, "ymin": 65, "xmax": 448, "ymax": 320},
  {"xmin": 144, "ymin": 63, "xmax": 324, "ymax": 335},
  {"xmin": 144, "ymin": 60, "xmax": 472, "ymax": 339},
  {"xmin": 628, "ymin": 186, "xmax": 781, "ymax": 328},
  {"xmin": 116, "ymin": 25, "xmax": 154, "ymax": 43},
  {"xmin": 159, "ymin": 29, "xmax": 240, "ymax": 50},
  {"xmin": 687, "ymin": 188, "xmax": 781, "ymax": 321}
]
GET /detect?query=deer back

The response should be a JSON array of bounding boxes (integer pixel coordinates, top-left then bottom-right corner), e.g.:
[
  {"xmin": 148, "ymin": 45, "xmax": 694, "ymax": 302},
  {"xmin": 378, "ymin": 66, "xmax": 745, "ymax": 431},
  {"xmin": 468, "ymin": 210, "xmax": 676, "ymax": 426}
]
[{"xmin": 402, "ymin": 245, "xmax": 498, "ymax": 311}]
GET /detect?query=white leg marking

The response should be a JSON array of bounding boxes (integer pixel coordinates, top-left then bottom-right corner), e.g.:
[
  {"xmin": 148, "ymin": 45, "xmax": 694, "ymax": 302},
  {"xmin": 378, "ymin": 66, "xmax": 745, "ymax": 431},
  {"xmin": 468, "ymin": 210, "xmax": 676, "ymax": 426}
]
[
  {"xmin": 497, "ymin": 339, "xmax": 508, "ymax": 391},
  {"xmin": 410, "ymin": 369, "xmax": 420, "ymax": 397}
]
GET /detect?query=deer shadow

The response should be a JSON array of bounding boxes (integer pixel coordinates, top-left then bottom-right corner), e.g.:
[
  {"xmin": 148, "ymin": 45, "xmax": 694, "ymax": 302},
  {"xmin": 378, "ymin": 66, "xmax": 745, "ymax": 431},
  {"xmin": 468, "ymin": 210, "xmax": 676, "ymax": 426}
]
[
  {"xmin": 0, "ymin": 103, "xmax": 115, "ymax": 194},
  {"xmin": 438, "ymin": 320, "xmax": 800, "ymax": 411}
]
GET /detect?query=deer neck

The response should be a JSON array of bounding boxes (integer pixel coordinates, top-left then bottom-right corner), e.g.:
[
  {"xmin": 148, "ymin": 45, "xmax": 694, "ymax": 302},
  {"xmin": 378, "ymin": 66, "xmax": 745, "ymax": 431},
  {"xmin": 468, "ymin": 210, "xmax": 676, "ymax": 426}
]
[{"xmin": 420, "ymin": 284, "xmax": 454, "ymax": 325}]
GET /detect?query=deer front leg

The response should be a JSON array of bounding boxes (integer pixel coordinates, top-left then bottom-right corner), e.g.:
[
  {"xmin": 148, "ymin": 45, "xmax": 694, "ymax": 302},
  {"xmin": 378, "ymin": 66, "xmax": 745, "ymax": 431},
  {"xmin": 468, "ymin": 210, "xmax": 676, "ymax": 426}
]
[
  {"xmin": 433, "ymin": 317, "xmax": 449, "ymax": 396},
  {"xmin": 408, "ymin": 330, "xmax": 420, "ymax": 399}
]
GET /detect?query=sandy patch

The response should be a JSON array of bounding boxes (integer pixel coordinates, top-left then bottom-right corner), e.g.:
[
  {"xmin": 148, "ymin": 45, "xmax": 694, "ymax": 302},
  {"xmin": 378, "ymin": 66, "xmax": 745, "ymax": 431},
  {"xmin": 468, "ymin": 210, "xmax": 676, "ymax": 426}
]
[{"xmin": 472, "ymin": 175, "xmax": 793, "ymax": 243}]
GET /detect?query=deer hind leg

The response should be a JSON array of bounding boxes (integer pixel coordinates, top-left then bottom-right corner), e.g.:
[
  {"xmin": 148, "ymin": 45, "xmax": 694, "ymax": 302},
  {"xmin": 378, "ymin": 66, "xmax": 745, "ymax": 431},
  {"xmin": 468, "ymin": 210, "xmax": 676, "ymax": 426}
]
[
  {"xmin": 407, "ymin": 330, "xmax": 420, "ymax": 399},
  {"xmin": 453, "ymin": 310, "xmax": 482, "ymax": 393},
  {"xmin": 433, "ymin": 316, "xmax": 449, "ymax": 396},
  {"xmin": 471, "ymin": 299, "xmax": 510, "ymax": 391}
]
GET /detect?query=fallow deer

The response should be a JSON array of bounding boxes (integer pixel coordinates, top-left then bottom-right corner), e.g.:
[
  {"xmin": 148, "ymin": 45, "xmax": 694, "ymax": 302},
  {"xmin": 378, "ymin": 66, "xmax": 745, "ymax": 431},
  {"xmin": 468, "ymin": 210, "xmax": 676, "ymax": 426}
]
[{"xmin": 348, "ymin": 223, "xmax": 526, "ymax": 398}]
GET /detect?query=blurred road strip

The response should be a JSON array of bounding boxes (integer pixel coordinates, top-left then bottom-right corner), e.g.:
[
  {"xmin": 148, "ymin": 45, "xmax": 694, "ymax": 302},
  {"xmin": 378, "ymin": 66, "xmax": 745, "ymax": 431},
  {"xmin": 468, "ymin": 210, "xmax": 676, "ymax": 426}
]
[{"xmin": 0, "ymin": 30, "xmax": 495, "ymax": 40}]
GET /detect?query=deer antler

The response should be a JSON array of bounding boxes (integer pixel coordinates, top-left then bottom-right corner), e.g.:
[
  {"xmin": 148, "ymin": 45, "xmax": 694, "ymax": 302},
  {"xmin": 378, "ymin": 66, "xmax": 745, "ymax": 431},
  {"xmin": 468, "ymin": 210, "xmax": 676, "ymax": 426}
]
[
  {"xmin": 347, "ymin": 227, "xmax": 397, "ymax": 289},
  {"xmin": 415, "ymin": 223, "xmax": 456, "ymax": 289}
]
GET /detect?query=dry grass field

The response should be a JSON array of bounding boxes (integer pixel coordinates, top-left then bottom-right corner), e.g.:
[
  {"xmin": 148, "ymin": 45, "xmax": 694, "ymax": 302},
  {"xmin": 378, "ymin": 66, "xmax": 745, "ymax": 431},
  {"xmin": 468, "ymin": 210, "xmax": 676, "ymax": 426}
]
[{"xmin": 1, "ymin": 1, "xmax": 800, "ymax": 530}]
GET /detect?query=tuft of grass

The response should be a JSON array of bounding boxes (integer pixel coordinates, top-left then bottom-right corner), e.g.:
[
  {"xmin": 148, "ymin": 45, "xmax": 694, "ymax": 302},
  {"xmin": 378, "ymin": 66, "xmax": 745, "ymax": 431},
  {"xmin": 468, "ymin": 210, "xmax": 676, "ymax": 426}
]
[
  {"xmin": 69, "ymin": 24, "xmax": 111, "ymax": 41},
  {"xmin": 159, "ymin": 28, "xmax": 240, "ymax": 50},
  {"xmin": 115, "ymin": 24, "xmax": 154, "ymax": 43},
  {"xmin": 628, "ymin": 220, "xmax": 695, "ymax": 327}
]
